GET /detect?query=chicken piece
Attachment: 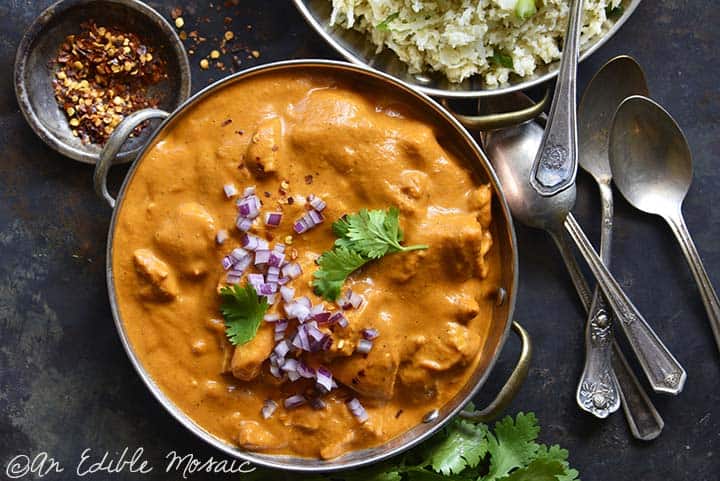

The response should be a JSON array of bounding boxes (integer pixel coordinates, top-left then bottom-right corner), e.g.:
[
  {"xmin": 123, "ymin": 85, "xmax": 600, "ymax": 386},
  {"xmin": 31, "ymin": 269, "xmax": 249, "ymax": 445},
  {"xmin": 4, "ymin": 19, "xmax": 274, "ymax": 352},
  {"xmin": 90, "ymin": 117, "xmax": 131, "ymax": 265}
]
[
  {"xmin": 422, "ymin": 213, "xmax": 493, "ymax": 279},
  {"xmin": 154, "ymin": 202, "xmax": 216, "ymax": 278},
  {"xmin": 331, "ymin": 340, "xmax": 399, "ymax": 400},
  {"xmin": 132, "ymin": 248, "xmax": 178, "ymax": 301},
  {"xmin": 412, "ymin": 321, "xmax": 481, "ymax": 372},
  {"xmin": 245, "ymin": 117, "xmax": 281, "ymax": 178},
  {"xmin": 469, "ymin": 184, "xmax": 493, "ymax": 229},
  {"xmin": 447, "ymin": 293, "xmax": 481, "ymax": 324},
  {"xmin": 230, "ymin": 324, "xmax": 274, "ymax": 381},
  {"xmin": 235, "ymin": 420, "xmax": 285, "ymax": 451}
]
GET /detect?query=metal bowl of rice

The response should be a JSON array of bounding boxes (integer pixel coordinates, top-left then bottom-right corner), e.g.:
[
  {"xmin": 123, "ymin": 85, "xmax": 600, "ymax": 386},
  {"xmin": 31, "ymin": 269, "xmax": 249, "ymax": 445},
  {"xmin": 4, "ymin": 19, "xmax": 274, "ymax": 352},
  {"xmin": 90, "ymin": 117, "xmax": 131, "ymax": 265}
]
[{"xmin": 294, "ymin": 0, "xmax": 641, "ymax": 98}]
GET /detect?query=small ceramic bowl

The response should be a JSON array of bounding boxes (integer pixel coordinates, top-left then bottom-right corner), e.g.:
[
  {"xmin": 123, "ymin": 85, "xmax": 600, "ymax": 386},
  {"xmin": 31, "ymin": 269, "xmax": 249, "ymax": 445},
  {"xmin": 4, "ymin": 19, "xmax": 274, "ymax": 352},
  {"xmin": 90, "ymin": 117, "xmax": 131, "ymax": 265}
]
[{"xmin": 14, "ymin": 0, "xmax": 191, "ymax": 164}]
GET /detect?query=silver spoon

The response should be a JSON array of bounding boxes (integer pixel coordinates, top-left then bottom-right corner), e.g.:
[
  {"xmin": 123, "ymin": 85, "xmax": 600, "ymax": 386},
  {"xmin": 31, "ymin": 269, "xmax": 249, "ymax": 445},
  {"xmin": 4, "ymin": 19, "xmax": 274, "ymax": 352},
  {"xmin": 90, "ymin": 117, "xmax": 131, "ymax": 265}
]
[
  {"xmin": 484, "ymin": 108, "xmax": 686, "ymax": 395},
  {"xmin": 529, "ymin": 0, "xmax": 584, "ymax": 196},
  {"xmin": 484, "ymin": 115, "xmax": 664, "ymax": 439},
  {"xmin": 574, "ymin": 55, "xmax": 650, "ymax": 418},
  {"xmin": 610, "ymin": 95, "xmax": 720, "ymax": 353}
]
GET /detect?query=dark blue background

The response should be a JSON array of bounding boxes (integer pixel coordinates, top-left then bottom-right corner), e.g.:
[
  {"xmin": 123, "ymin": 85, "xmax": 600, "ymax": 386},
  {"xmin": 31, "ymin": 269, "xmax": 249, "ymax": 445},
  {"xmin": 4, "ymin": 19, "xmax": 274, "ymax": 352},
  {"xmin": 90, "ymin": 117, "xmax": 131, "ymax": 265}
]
[{"xmin": 1, "ymin": 1, "xmax": 718, "ymax": 479}]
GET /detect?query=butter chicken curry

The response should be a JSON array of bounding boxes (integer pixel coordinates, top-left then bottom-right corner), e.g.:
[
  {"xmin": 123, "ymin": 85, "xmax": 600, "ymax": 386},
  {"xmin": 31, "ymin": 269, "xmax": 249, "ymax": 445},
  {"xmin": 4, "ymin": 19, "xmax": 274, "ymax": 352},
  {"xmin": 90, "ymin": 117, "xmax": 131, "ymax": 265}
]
[{"xmin": 112, "ymin": 71, "xmax": 501, "ymax": 459}]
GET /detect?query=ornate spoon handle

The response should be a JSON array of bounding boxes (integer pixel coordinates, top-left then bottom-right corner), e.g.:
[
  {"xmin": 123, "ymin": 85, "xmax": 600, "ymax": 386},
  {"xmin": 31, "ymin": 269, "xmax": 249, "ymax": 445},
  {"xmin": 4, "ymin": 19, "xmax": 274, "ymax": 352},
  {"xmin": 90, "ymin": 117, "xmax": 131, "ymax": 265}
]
[
  {"xmin": 551, "ymin": 229, "xmax": 663, "ymax": 439},
  {"xmin": 550, "ymin": 231, "xmax": 619, "ymax": 417},
  {"xmin": 576, "ymin": 181, "xmax": 620, "ymax": 417},
  {"xmin": 564, "ymin": 213, "xmax": 686, "ymax": 395},
  {"xmin": 529, "ymin": 0, "xmax": 583, "ymax": 196}
]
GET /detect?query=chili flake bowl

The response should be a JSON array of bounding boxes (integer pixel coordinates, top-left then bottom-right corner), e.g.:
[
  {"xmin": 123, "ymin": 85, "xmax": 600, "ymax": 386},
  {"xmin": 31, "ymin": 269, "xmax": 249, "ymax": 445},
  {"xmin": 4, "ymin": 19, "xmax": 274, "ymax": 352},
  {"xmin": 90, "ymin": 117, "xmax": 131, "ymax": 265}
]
[{"xmin": 14, "ymin": 0, "xmax": 191, "ymax": 164}]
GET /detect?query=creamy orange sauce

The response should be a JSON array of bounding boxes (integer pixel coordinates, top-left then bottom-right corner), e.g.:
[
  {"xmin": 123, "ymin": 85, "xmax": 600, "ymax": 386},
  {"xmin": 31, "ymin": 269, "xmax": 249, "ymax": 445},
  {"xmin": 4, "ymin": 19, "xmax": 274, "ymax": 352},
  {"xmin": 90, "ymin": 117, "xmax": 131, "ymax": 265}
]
[{"xmin": 112, "ymin": 71, "xmax": 502, "ymax": 459}]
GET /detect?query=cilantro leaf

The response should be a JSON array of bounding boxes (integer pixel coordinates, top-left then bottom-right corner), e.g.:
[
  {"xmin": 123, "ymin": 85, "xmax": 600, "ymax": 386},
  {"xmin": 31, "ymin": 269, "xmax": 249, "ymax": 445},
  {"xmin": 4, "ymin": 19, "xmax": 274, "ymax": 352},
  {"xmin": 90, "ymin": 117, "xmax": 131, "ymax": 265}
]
[
  {"xmin": 482, "ymin": 412, "xmax": 541, "ymax": 481},
  {"xmin": 605, "ymin": 4, "xmax": 624, "ymax": 18},
  {"xmin": 219, "ymin": 284, "xmax": 268, "ymax": 345},
  {"xmin": 490, "ymin": 50, "xmax": 514, "ymax": 69},
  {"xmin": 312, "ymin": 246, "xmax": 369, "ymax": 301},
  {"xmin": 376, "ymin": 12, "xmax": 400, "ymax": 31},
  {"xmin": 423, "ymin": 420, "xmax": 488, "ymax": 475},
  {"xmin": 336, "ymin": 207, "xmax": 427, "ymax": 259},
  {"xmin": 502, "ymin": 458, "xmax": 570, "ymax": 481}
]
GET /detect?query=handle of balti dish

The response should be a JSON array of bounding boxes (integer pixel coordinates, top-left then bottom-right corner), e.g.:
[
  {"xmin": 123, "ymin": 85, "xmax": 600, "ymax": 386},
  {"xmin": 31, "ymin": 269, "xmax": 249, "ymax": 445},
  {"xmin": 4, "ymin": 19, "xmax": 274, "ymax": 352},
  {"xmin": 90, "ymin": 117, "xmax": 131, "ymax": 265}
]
[
  {"xmin": 94, "ymin": 108, "xmax": 169, "ymax": 209},
  {"xmin": 442, "ymin": 90, "xmax": 549, "ymax": 132},
  {"xmin": 460, "ymin": 321, "xmax": 532, "ymax": 422}
]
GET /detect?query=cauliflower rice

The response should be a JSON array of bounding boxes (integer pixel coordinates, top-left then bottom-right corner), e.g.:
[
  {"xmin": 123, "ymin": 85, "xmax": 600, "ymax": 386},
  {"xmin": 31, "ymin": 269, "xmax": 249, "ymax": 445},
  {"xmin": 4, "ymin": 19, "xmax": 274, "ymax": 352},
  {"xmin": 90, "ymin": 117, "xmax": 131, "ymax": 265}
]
[{"xmin": 329, "ymin": 0, "xmax": 623, "ymax": 85}]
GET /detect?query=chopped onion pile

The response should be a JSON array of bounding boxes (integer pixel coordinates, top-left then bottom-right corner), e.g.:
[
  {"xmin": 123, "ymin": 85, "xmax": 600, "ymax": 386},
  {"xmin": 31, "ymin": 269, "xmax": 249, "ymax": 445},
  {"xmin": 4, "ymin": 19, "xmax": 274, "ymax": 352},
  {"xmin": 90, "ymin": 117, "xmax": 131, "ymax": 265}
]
[{"xmin": 219, "ymin": 184, "xmax": 371, "ymax": 422}]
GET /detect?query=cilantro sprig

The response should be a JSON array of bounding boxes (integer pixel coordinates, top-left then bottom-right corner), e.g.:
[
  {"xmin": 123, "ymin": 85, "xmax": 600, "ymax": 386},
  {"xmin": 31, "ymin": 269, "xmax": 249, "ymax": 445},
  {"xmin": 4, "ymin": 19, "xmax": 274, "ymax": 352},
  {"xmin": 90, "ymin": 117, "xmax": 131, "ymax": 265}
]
[
  {"xmin": 248, "ymin": 412, "xmax": 580, "ymax": 481},
  {"xmin": 376, "ymin": 12, "xmax": 400, "ymax": 31},
  {"xmin": 219, "ymin": 284, "xmax": 268, "ymax": 345},
  {"xmin": 312, "ymin": 207, "xmax": 428, "ymax": 301}
]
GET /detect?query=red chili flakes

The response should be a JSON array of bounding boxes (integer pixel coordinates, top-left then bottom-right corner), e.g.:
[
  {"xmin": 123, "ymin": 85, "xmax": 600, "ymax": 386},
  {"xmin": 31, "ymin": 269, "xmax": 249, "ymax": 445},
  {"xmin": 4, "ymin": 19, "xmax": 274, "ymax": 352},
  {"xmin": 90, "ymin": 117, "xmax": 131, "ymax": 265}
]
[
  {"xmin": 221, "ymin": 118, "xmax": 232, "ymax": 127},
  {"xmin": 51, "ymin": 21, "xmax": 167, "ymax": 145}
]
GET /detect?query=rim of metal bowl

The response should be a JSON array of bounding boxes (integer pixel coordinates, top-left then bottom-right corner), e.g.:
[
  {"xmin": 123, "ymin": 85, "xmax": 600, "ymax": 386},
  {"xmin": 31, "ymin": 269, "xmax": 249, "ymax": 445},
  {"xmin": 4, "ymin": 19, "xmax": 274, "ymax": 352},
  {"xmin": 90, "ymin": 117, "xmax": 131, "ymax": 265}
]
[
  {"xmin": 13, "ymin": 0, "xmax": 191, "ymax": 164},
  {"xmin": 105, "ymin": 59, "xmax": 518, "ymax": 472},
  {"xmin": 292, "ymin": 0, "xmax": 642, "ymax": 98}
]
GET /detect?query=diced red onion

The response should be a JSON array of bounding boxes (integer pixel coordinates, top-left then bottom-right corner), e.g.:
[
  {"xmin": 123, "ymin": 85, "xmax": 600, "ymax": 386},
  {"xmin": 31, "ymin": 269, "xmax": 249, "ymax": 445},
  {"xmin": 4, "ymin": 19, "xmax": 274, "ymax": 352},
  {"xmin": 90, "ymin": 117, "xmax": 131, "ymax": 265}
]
[
  {"xmin": 216, "ymin": 229, "xmax": 229, "ymax": 245},
  {"xmin": 328, "ymin": 312, "xmax": 348, "ymax": 328},
  {"xmin": 236, "ymin": 217, "xmax": 253, "ymax": 232},
  {"xmin": 347, "ymin": 398, "xmax": 369, "ymax": 423},
  {"xmin": 280, "ymin": 286, "xmax": 295, "ymax": 303},
  {"xmin": 284, "ymin": 394, "xmax": 307, "ymax": 409},
  {"xmin": 285, "ymin": 302, "xmax": 310, "ymax": 322},
  {"xmin": 308, "ymin": 195, "xmax": 327, "ymax": 212},
  {"xmin": 226, "ymin": 273, "xmax": 242, "ymax": 284},
  {"xmin": 224, "ymin": 183, "xmax": 238, "ymax": 198},
  {"xmin": 241, "ymin": 234, "xmax": 260, "ymax": 250},
  {"xmin": 296, "ymin": 296, "xmax": 312, "ymax": 309},
  {"xmin": 266, "ymin": 266, "xmax": 280, "ymax": 283},
  {"xmin": 264, "ymin": 313, "xmax": 280, "ymax": 323},
  {"xmin": 264, "ymin": 294, "xmax": 277, "ymax": 305},
  {"xmin": 221, "ymin": 256, "xmax": 235, "ymax": 271},
  {"xmin": 230, "ymin": 247, "xmax": 249, "ymax": 262},
  {"xmin": 308, "ymin": 209, "xmax": 324, "ymax": 225},
  {"xmin": 237, "ymin": 195, "xmax": 261, "ymax": 219},
  {"xmin": 265, "ymin": 212, "xmax": 283, "ymax": 227},
  {"xmin": 310, "ymin": 397, "xmax": 326, "ymax": 410},
  {"xmin": 268, "ymin": 252, "xmax": 285, "ymax": 268},
  {"xmin": 316, "ymin": 334, "xmax": 332, "ymax": 351},
  {"xmin": 306, "ymin": 323, "xmax": 326, "ymax": 342},
  {"xmin": 278, "ymin": 276, "xmax": 291, "ymax": 285},
  {"xmin": 242, "ymin": 186, "xmax": 256, "ymax": 197},
  {"xmin": 293, "ymin": 210, "xmax": 324, "ymax": 234},
  {"xmin": 247, "ymin": 273, "xmax": 264, "ymax": 290},
  {"xmin": 269, "ymin": 365, "xmax": 281, "ymax": 378},
  {"xmin": 261, "ymin": 399, "xmax": 278, "ymax": 419},
  {"xmin": 356, "ymin": 339, "xmax": 373, "ymax": 354},
  {"xmin": 274, "ymin": 340, "xmax": 290, "ymax": 359},
  {"xmin": 316, "ymin": 366, "xmax": 333, "ymax": 392},
  {"xmin": 297, "ymin": 361, "xmax": 315, "ymax": 379},
  {"xmin": 259, "ymin": 283, "xmax": 278, "ymax": 295},
  {"xmin": 287, "ymin": 370, "xmax": 301, "ymax": 382},
  {"xmin": 281, "ymin": 262, "xmax": 303, "ymax": 279},
  {"xmin": 362, "ymin": 328, "xmax": 379, "ymax": 341},
  {"xmin": 338, "ymin": 289, "xmax": 364, "ymax": 310},
  {"xmin": 292, "ymin": 326, "xmax": 311, "ymax": 351},
  {"xmin": 274, "ymin": 243, "xmax": 286, "ymax": 253},
  {"xmin": 313, "ymin": 312, "xmax": 332, "ymax": 325},
  {"xmin": 281, "ymin": 358, "xmax": 298, "ymax": 372},
  {"xmin": 254, "ymin": 249, "xmax": 271, "ymax": 265}
]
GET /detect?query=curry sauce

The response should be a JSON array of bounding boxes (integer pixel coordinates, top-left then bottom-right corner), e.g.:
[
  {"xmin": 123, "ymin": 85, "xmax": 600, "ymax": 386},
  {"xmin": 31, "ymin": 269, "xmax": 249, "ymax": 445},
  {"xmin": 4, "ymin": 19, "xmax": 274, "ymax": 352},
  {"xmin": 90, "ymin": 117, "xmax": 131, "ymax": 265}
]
[{"xmin": 111, "ymin": 71, "xmax": 502, "ymax": 458}]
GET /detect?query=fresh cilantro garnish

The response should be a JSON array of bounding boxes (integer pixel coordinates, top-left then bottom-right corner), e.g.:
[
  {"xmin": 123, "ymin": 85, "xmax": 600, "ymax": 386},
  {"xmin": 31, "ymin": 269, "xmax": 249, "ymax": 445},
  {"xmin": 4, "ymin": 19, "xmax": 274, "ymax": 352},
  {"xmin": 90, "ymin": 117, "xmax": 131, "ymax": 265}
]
[
  {"xmin": 312, "ymin": 207, "xmax": 428, "ymax": 301},
  {"xmin": 313, "ymin": 247, "xmax": 370, "ymax": 302},
  {"xmin": 376, "ymin": 12, "xmax": 400, "ymax": 31},
  {"xmin": 605, "ymin": 4, "xmax": 624, "ymax": 18},
  {"xmin": 263, "ymin": 412, "xmax": 580, "ymax": 481},
  {"xmin": 491, "ymin": 49, "xmax": 514, "ymax": 69},
  {"xmin": 515, "ymin": 0, "xmax": 537, "ymax": 21},
  {"xmin": 334, "ymin": 207, "xmax": 428, "ymax": 259},
  {"xmin": 484, "ymin": 412, "xmax": 541, "ymax": 480},
  {"xmin": 219, "ymin": 284, "xmax": 268, "ymax": 345}
]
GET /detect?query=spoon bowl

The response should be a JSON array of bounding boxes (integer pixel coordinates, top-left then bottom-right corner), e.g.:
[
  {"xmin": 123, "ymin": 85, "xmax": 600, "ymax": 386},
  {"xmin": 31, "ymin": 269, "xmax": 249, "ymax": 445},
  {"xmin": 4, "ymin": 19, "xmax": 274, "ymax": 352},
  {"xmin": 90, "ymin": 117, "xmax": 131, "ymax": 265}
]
[{"xmin": 610, "ymin": 96, "xmax": 693, "ymax": 217}]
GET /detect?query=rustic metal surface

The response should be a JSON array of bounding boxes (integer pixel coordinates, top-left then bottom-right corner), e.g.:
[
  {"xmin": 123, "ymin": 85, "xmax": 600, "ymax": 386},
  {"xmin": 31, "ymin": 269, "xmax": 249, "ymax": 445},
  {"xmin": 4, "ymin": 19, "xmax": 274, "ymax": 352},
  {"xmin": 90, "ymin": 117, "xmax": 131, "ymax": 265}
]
[{"xmin": 1, "ymin": 1, "xmax": 718, "ymax": 480}]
